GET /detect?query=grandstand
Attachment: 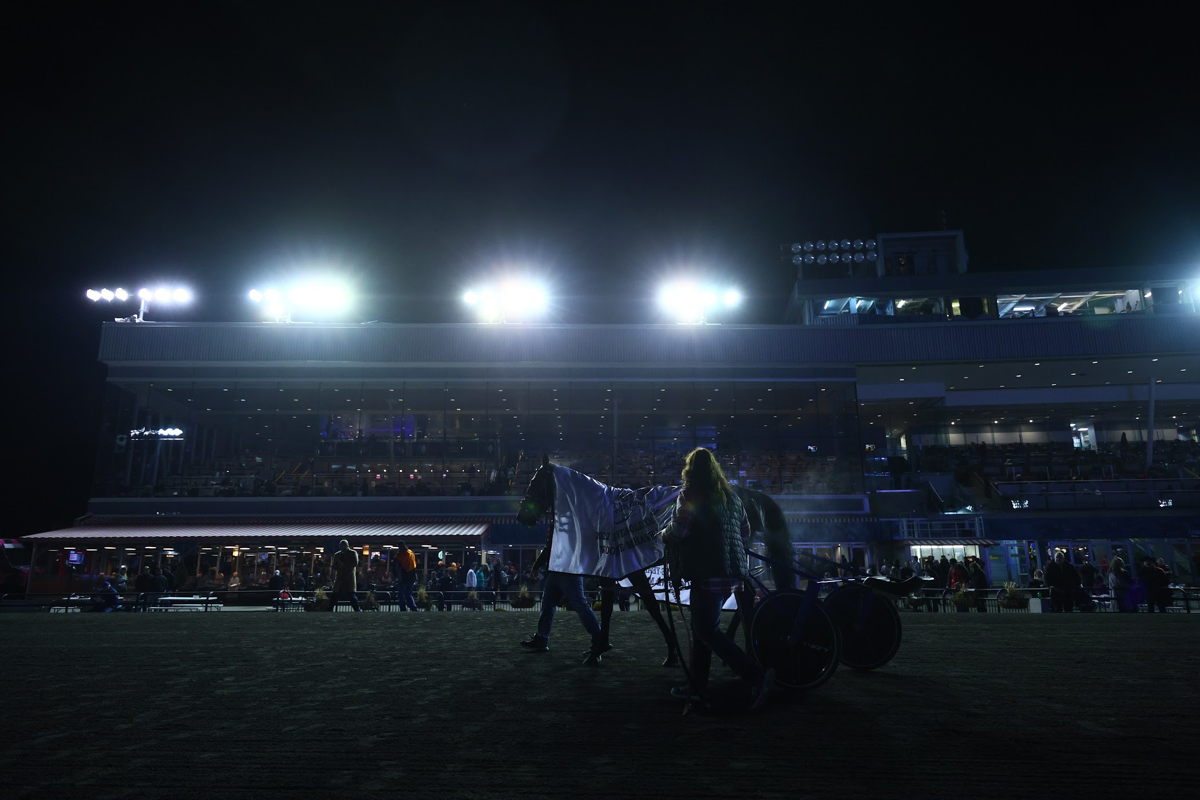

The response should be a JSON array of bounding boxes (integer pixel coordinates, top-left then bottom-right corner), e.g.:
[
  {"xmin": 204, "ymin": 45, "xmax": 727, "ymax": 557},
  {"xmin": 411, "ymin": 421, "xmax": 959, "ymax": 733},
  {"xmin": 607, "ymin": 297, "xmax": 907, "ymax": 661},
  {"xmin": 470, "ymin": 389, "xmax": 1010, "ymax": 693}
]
[{"xmin": 19, "ymin": 231, "xmax": 1200, "ymax": 592}]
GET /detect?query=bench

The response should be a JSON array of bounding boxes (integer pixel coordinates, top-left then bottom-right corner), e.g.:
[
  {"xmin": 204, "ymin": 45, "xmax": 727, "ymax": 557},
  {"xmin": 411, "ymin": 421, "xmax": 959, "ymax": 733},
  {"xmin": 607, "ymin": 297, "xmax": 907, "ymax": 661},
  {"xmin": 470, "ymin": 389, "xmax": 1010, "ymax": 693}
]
[{"xmin": 155, "ymin": 596, "xmax": 223, "ymax": 611}]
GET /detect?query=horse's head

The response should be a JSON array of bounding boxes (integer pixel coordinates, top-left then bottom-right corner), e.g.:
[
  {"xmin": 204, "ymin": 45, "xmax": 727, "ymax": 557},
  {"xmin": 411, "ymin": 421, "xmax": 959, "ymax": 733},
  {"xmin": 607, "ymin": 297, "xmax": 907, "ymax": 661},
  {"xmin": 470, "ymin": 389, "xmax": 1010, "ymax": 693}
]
[{"xmin": 517, "ymin": 455, "xmax": 554, "ymax": 526}]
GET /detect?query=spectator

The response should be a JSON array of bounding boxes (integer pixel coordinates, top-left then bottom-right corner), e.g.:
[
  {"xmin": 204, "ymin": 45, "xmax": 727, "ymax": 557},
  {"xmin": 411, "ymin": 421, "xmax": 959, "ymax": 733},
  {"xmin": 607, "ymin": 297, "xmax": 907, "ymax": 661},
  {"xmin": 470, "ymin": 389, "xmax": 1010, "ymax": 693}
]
[
  {"xmin": 947, "ymin": 558, "xmax": 968, "ymax": 591},
  {"xmin": 393, "ymin": 542, "xmax": 419, "ymax": 611},
  {"xmin": 328, "ymin": 539, "xmax": 361, "ymax": 612},
  {"xmin": 135, "ymin": 566, "xmax": 155, "ymax": 594},
  {"xmin": 1138, "ymin": 557, "xmax": 1170, "ymax": 613},
  {"xmin": 1028, "ymin": 569, "xmax": 1045, "ymax": 589},
  {"xmin": 1044, "ymin": 551, "xmax": 1080, "ymax": 613},
  {"xmin": 1107, "ymin": 556, "xmax": 1132, "ymax": 612},
  {"xmin": 1079, "ymin": 559, "xmax": 1097, "ymax": 594},
  {"xmin": 967, "ymin": 558, "xmax": 988, "ymax": 613}
]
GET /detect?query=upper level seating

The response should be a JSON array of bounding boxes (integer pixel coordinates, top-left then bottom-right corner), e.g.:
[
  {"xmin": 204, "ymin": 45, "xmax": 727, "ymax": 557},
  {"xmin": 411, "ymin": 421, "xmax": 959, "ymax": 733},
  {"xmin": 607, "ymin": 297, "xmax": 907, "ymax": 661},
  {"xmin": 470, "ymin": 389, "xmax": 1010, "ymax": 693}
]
[
  {"xmin": 100, "ymin": 446, "xmax": 858, "ymax": 498},
  {"xmin": 910, "ymin": 440, "xmax": 1199, "ymax": 483}
]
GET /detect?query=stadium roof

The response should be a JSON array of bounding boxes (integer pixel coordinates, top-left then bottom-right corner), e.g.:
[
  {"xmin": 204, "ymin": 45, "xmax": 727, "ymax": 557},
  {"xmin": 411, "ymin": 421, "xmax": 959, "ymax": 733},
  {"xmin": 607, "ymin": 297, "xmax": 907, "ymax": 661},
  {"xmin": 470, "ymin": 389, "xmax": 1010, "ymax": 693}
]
[
  {"xmin": 23, "ymin": 522, "xmax": 488, "ymax": 542},
  {"xmin": 95, "ymin": 316, "xmax": 1200, "ymax": 377}
]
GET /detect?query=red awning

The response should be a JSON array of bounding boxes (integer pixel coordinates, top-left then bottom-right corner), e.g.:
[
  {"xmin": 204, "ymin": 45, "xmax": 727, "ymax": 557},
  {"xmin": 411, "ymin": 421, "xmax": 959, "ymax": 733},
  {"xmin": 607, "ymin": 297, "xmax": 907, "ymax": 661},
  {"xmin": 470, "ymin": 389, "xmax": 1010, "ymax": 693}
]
[{"xmin": 23, "ymin": 522, "xmax": 488, "ymax": 542}]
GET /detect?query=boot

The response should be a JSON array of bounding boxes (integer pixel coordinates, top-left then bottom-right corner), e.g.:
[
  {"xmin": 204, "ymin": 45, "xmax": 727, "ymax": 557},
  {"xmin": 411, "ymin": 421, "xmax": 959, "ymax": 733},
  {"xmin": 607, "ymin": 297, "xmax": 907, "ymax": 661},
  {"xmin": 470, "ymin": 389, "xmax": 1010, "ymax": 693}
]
[
  {"xmin": 520, "ymin": 634, "xmax": 549, "ymax": 652},
  {"xmin": 582, "ymin": 635, "xmax": 610, "ymax": 665}
]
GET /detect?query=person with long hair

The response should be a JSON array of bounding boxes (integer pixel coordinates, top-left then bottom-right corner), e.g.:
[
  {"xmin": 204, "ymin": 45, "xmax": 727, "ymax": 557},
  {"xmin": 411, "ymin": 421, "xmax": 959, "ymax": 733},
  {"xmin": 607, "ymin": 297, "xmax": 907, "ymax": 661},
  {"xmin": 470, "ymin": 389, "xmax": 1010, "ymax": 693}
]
[{"xmin": 665, "ymin": 448, "xmax": 774, "ymax": 711}]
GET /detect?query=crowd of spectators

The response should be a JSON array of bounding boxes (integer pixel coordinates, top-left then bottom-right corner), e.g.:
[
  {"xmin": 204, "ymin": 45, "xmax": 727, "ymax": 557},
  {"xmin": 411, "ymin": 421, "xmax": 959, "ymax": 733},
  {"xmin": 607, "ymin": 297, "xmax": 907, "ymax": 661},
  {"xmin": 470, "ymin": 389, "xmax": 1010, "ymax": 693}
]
[
  {"xmin": 101, "ymin": 445, "xmax": 858, "ymax": 498},
  {"xmin": 910, "ymin": 439, "xmax": 1200, "ymax": 483}
]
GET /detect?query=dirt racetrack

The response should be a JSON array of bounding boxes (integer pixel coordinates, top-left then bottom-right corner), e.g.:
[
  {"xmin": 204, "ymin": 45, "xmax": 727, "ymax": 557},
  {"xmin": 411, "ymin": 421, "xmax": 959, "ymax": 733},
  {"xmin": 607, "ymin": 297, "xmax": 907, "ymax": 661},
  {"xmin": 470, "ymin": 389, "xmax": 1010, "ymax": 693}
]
[{"xmin": 2, "ymin": 609, "xmax": 1197, "ymax": 800}]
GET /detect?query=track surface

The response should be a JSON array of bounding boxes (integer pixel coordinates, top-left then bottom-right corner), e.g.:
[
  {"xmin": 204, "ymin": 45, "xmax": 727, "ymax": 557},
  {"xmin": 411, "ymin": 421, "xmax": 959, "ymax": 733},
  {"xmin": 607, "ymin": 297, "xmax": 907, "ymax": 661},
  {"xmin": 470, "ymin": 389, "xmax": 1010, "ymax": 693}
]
[{"xmin": 2, "ymin": 611, "xmax": 1197, "ymax": 799}]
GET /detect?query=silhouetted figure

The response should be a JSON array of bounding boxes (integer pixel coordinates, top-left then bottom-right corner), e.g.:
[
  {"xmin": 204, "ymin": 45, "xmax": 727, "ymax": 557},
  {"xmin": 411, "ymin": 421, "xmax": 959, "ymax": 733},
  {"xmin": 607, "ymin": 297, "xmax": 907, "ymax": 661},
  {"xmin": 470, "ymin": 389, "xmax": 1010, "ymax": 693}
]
[
  {"xmin": 329, "ymin": 539, "xmax": 361, "ymax": 612},
  {"xmin": 1045, "ymin": 552, "xmax": 1080, "ymax": 612}
]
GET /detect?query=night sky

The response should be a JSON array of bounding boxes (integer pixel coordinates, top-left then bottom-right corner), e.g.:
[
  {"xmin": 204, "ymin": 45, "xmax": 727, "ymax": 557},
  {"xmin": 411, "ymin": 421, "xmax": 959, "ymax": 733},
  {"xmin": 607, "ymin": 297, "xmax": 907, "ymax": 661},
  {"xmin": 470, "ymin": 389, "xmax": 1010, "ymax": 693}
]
[{"xmin": 8, "ymin": 2, "xmax": 1198, "ymax": 533}]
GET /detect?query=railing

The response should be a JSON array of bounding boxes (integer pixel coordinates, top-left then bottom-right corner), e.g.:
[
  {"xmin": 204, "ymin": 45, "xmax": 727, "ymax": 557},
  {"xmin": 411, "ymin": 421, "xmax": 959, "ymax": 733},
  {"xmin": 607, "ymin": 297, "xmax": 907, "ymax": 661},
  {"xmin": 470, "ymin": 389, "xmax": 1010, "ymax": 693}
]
[
  {"xmin": 995, "ymin": 478, "xmax": 1200, "ymax": 511},
  {"xmin": 9, "ymin": 585, "xmax": 1197, "ymax": 614},
  {"xmin": 895, "ymin": 586, "xmax": 1198, "ymax": 614}
]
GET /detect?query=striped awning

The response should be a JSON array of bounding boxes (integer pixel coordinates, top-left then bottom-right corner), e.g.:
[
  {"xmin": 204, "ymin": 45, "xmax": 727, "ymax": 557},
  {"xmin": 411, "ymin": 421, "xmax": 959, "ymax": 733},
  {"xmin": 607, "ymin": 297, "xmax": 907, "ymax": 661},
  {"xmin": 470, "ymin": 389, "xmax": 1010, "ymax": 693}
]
[
  {"xmin": 897, "ymin": 538, "xmax": 996, "ymax": 546},
  {"xmin": 23, "ymin": 522, "xmax": 488, "ymax": 542}
]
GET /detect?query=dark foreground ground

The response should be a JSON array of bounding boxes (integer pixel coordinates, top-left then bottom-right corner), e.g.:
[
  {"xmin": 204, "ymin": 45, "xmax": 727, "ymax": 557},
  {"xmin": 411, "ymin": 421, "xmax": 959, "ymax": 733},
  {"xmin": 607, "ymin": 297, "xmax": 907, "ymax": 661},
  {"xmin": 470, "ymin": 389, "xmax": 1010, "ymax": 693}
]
[{"xmin": 1, "ymin": 610, "xmax": 1197, "ymax": 800}]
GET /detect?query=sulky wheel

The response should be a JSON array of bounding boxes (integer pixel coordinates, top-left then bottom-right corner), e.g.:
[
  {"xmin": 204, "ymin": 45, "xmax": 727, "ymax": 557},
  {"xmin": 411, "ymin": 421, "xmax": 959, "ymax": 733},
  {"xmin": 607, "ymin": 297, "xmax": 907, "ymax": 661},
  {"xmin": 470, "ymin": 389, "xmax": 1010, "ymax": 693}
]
[
  {"xmin": 821, "ymin": 583, "xmax": 902, "ymax": 670},
  {"xmin": 750, "ymin": 590, "xmax": 841, "ymax": 690}
]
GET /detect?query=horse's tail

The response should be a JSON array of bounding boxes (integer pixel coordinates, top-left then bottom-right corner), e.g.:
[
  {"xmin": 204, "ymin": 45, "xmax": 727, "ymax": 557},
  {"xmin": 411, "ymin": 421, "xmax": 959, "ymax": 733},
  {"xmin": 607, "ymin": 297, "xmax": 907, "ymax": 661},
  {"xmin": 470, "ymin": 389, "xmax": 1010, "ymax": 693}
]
[
  {"xmin": 755, "ymin": 490, "xmax": 795, "ymax": 590},
  {"xmin": 735, "ymin": 487, "xmax": 795, "ymax": 590}
]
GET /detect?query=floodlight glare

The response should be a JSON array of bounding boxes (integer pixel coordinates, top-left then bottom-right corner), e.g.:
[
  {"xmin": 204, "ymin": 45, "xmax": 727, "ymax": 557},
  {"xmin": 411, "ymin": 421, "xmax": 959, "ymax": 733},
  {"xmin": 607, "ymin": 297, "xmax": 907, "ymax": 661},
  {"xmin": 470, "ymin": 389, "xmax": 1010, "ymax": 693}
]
[
  {"xmin": 86, "ymin": 289, "xmax": 101, "ymax": 301},
  {"xmin": 138, "ymin": 288, "xmax": 153, "ymax": 301},
  {"xmin": 172, "ymin": 288, "xmax": 192, "ymax": 304},
  {"xmin": 114, "ymin": 288, "xmax": 129, "ymax": 301},
  {"xmin": 657, "ymin": 279, "xmax": 742, "ymax": 323},
  {"xmin": 247, "ymin": 279, "xmax": 353, "ymax": 321},
  {"xmin": 461, "ymin": 277, "xmax": 549, "ymax": 323}
]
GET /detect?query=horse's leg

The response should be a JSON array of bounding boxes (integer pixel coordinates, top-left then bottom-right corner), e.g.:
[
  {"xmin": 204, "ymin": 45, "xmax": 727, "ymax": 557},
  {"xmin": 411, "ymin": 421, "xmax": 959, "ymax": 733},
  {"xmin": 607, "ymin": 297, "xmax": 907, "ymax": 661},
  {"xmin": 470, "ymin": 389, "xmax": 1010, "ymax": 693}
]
[
  {"xmin": 629, "ymin": 571, "xmax": 678, "ymax": 667},
  {"xmin": 735, "ymin": 579, "xmax": 755, "ymax": 653},
  {"xmin": 597, "ymin": 579, "xmax": 616, "ymax": 650}
]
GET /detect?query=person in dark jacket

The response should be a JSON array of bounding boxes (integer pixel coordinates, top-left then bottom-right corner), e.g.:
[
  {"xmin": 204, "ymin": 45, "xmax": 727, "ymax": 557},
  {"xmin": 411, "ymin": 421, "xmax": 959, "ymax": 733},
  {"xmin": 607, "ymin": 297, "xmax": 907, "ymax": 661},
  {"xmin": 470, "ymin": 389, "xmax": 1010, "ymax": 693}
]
[
  {"xmin": 1044, "ymin": 551, "xmax": 1080, "ymax": 613},
  {"xmin": 664, "ymin": 447, "xmax": 773, "ymax": 711},
  {"xmin": 1138, "ymin": 557, "xmax": 1170, "ymax": 613},
  {"xmin": 967, "ymin": 558, "xmax": 989, "ymax": 613}
]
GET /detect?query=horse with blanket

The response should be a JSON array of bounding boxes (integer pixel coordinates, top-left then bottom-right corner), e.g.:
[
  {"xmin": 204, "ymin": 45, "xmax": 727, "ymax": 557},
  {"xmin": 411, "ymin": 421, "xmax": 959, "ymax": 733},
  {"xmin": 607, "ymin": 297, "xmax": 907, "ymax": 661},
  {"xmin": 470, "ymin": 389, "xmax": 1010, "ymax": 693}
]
[{"xmin": 516, "ymin": 456, "xmax": 796, "ymax": 664}]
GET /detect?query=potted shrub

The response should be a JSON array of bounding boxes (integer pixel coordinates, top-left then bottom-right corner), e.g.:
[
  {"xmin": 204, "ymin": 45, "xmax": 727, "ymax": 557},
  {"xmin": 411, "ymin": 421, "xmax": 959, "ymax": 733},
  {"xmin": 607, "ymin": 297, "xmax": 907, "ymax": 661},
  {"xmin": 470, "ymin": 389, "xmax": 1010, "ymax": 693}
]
[
  {"xmin": 509, "ymin": 583, "xmax": 535, "ymax": 609},
  {"xmin": 997, "ymin": 582, "xmax": 1029, "ymax": 610},
  {"xmin": 951, "ymin": 588, "xmax": 974, "ymax": 612},
  {"xmin": 463, "ymin": 589, "xmax": 481, "ymax": 610},
  {"xmin": 308, "ymin": 587, "xmax": 331, "ymax": 612},
  {"xmin": 361, "ymin": 590, "xmax": 380, "ymax": 611}
]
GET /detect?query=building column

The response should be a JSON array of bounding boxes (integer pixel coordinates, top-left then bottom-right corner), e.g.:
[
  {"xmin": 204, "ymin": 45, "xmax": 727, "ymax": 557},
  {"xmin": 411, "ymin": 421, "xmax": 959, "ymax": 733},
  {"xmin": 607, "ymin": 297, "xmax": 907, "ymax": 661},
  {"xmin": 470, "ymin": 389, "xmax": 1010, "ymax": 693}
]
[{"xmin": 1146, "ymin": 379, "xmax": 1156, "ymax": 471}]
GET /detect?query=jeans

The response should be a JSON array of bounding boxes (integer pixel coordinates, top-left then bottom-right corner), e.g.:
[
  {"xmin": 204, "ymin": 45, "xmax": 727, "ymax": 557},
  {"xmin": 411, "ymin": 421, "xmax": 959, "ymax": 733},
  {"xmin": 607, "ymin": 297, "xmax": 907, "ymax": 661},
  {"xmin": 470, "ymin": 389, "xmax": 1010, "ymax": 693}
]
[
  {"xmin": 536, "ymin": 572, "xmax": 601, "ymax": 641},
  {"xmin": 688, "ymin": 583, "xmax": 760, "ymax": 693},
  {"xmin": 396, "ymin": 574, "xmax": 418, "ymax": 610}
]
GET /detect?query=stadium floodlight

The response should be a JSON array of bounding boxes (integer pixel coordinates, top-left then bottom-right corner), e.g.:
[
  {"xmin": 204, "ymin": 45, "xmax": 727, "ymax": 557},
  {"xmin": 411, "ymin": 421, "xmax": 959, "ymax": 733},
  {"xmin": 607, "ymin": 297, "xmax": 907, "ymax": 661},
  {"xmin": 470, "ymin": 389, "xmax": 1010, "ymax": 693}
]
[
  {"xmin": 656, "ymin": 279, "xmax": 743, "ymax": 324},
  {"xmin": 247, "ymin": 279, "xmax": 353, "ymax": 322},
  {"xmin": 136, "ymin": 285, "xmax": 191, "ymax": 321},
  {"xmin": 461, "ymin": 277, "xmax": 549, "ymax": 323},
  {"xmin": 87, "ymin": 285, "xmax": 189, "ymax": 321}
]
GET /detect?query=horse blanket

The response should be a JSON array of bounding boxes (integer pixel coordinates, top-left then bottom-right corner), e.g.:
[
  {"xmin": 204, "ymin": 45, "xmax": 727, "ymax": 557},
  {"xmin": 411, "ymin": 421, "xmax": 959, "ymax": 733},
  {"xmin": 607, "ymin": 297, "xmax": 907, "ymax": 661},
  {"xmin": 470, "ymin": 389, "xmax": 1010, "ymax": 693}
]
[{"xmin": 549, "ymin": 465, "xmax": 679, "ymax": 579}]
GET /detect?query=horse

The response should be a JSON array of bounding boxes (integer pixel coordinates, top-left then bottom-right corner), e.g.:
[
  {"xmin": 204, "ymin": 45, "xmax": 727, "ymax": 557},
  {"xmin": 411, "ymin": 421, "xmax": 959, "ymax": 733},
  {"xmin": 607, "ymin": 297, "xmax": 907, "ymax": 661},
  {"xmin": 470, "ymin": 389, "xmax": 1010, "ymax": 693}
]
[{"xmin": 517, "ymin": 455, "xmax": 795, "ymax": 662}]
